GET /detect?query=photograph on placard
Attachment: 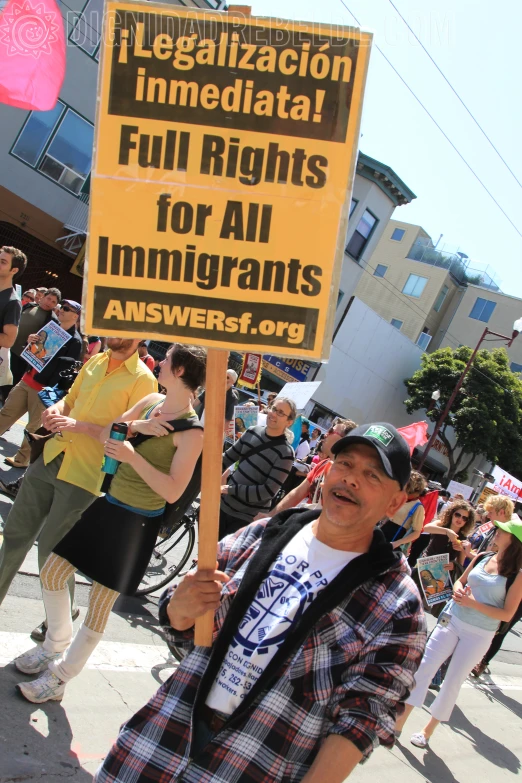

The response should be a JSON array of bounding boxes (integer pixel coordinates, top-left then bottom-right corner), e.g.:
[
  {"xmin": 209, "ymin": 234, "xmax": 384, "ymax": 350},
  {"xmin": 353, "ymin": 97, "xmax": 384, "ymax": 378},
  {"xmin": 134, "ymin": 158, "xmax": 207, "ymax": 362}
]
[{"xmin": 417, "ymin": 553, "xmax": 453, "ymax": 606}]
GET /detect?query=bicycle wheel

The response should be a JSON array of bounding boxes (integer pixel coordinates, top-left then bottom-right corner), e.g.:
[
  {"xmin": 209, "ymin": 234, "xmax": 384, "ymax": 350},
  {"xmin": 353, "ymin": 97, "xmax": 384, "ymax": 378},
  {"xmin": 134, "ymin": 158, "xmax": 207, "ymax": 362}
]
[{"xmin": 135, "ymin": 516, "xmax": 197, "ymax": 596}]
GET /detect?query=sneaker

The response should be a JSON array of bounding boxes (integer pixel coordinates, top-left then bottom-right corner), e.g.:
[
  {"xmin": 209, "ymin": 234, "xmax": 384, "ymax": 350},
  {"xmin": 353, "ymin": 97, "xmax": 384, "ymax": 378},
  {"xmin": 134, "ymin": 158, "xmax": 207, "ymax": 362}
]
[
  {"xmin": 410, "ymin": 732, "xmax": 429, "ymax": 749},
  {"xmin": 0, "ymin": 478, "xmax": 21, "ymax": 499},
  {"xmin": 30, "ymin": 608, "xmax": 80, "ymax": 642},
  {"xmin": 17, "ymin": 669, "xmax": 65, "ymax": 703},
  {"xmin": 14, "ymin": 645, "xmax": 61, "ymax": 675}
]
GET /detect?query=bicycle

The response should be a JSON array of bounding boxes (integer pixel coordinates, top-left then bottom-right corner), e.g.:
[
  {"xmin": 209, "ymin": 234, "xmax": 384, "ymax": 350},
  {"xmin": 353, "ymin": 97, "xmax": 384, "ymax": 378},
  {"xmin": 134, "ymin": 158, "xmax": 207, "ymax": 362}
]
[{"xmin": 135, "ymin": 502, "xmax": 198, "ymax": 596}]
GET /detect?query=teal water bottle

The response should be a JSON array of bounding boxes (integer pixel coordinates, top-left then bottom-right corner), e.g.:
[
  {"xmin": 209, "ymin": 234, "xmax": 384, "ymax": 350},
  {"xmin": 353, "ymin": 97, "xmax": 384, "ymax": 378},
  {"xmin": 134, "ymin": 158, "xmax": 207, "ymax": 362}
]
[{"xmin": 102, "ymin": 422, "xmax": 128, "ymax": 474}]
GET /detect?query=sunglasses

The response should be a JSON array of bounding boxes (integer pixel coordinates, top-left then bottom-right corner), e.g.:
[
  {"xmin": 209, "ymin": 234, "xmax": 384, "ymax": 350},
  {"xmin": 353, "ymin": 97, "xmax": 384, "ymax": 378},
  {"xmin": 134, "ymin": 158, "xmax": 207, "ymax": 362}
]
[
  {"xmin": 453, "ymin": 511, "xmax": 469, "ymax": 521},
  {"xmin": 60, "ymin": 305, "xmax": 78, "ymax": 314}
]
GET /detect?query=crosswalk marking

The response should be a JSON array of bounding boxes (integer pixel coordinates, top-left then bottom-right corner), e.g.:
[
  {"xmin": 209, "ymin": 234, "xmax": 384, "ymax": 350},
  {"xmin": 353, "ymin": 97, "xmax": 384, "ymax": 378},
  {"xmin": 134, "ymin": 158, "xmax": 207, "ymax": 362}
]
[{"xmin": 0, "ymin": 632, "xmax": 520, "ymax": 691}]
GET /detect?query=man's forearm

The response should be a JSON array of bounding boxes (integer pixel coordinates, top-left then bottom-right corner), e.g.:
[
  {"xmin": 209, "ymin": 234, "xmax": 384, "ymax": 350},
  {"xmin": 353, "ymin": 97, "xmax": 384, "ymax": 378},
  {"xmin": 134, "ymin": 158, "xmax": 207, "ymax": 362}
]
[{"xmin": 301, "ymin": 735, "xmax": 363, "ymax": 783}]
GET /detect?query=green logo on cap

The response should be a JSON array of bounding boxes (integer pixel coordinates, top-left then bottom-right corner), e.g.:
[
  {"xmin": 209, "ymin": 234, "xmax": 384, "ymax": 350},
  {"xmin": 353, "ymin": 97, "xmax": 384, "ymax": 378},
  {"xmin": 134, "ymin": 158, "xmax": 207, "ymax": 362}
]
[{"xmin": 364, "ymin": 425, "xmax": 394, "ymax": 447}]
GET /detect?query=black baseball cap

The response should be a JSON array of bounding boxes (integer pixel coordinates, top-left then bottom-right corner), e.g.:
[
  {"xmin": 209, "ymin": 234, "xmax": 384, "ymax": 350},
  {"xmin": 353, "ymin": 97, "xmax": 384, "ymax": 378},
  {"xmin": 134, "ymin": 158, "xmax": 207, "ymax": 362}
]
[{"xmin": 331, "ymin": 422, "xmax": 411, "ymax": 490}]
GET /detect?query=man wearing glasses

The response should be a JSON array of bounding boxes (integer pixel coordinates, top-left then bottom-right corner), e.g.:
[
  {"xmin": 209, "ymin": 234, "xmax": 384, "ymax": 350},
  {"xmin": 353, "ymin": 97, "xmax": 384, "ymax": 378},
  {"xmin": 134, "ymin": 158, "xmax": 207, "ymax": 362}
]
[
  {"xmin": 219, "ymin": 397, "xmax": 297, "ymax": 538},
  {"xmin": 263, "ymin": 418, "xmax": 357, "ymax": 518},
  {"xmin": 0, "ymin": 299, "xmax": 83, "ymax": 469}
]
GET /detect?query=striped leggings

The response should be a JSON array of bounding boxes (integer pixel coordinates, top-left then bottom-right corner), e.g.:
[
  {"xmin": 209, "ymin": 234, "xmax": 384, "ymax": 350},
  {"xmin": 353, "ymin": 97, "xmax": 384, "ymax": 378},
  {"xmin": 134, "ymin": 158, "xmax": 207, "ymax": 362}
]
[{"xmin": 41, "ymin": 553, "xmax": 119, "ymax": 634}]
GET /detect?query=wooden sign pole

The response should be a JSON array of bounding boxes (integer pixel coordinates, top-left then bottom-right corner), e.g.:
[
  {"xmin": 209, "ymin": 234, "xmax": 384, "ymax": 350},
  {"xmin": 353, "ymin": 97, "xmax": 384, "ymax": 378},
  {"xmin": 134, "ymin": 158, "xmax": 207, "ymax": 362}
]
[
  {"xmin": 194, "ymin": 3, "xmax": 251, "ymax": 648},
  {"xmin": 194, "ymin": 347, "xmax": 229, "ymax": 646}
]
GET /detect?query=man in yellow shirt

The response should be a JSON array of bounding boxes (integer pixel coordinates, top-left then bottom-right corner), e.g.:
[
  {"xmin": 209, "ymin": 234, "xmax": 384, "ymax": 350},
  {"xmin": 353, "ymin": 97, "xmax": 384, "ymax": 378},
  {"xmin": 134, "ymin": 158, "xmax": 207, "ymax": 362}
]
[{"xmin": 0, "ymin": 337, "xmax": 156, "ymax": 638}]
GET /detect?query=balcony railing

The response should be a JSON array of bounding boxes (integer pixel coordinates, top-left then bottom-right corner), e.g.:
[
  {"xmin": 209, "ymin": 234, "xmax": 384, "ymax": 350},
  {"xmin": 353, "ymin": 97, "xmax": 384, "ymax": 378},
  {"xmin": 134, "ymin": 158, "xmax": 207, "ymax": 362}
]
[{"xmin": 406, "ymin": 241, "xmax": 502, "ymax": 292}]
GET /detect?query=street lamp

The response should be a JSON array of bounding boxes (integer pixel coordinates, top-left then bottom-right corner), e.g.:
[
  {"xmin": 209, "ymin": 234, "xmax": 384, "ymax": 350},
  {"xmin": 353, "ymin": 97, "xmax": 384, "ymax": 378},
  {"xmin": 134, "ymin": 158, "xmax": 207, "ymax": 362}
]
[
  {"xmin": 427, "ymin": 389, "xmax": 441, "ymax": 413},
  {"xmin": 417, "ymin": 318, "xmax": 522, "ymax": 471}
]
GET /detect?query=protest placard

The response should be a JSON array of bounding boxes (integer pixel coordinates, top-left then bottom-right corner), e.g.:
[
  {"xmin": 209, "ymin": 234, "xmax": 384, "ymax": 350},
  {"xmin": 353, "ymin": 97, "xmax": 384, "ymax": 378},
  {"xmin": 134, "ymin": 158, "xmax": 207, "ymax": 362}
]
[
  {"xmin": 234, "ymin": 404, "xmax": 259, "ymax": 439},
  {"xmin": 86, "ymin": 4, "xmax": 372, "ymax": 645},
  {"xmin": 83, "ymin": 3, "xmax": 371, "ymax": 360},
  {"xmin": 447, "ymin": 480, "xmax": 473, "ymax": 500},
  {"xmin": 417, "ymin": 553, "xmax": 453, "ymax": 607},
  {"xmin": 276, "ymin": 381, "xmax": 321, "ymax": 410},
  {"xmin": 21, "ymin": 320, "xmax": 72, "ymax": 373},
  {"xmin": 238, "ymin": 353, "xmax": 262, "ymax": 387},
  {"xmin": 487, "ymin": 465, "xmax": 522, "ymax": 501}
]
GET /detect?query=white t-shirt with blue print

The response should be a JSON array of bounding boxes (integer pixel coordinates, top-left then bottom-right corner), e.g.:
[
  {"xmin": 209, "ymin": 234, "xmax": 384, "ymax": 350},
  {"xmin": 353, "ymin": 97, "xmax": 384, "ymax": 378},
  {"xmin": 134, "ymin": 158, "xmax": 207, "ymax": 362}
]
[{"xmin": 206, "ymin": 521, "xmax": 359, "ymax": 715}]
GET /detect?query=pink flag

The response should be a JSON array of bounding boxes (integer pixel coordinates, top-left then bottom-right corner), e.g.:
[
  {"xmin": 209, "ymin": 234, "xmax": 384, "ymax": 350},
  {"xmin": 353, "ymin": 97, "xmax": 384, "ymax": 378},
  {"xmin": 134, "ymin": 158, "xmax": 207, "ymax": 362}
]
[
  {"xmin": 398, "ymin": 421, "xmax": 429, "ymax": 455},
  {"xmin": 0, "ymin": 0, "xmax": 65, "ymax": 110}
]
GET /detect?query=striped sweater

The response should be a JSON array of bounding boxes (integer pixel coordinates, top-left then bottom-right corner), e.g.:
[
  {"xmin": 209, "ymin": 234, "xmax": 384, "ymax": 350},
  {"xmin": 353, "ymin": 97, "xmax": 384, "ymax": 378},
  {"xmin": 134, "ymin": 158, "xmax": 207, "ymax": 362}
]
[{"xmin": 221, "ymin": 425, "xmax": 294, "ymax": 522}]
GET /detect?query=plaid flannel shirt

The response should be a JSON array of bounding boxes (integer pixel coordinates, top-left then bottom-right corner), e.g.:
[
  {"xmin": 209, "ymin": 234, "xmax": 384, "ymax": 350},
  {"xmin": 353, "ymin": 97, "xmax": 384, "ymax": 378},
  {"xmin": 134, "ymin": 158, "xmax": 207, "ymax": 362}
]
[{"xmin": 95, "ymin": 509, "xmax": 426, "ymax": 783}]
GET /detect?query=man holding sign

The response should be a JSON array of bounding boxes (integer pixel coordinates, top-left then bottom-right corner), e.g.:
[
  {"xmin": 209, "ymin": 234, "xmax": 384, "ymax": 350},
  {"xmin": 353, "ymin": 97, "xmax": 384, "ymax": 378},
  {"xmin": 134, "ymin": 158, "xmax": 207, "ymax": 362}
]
[{"xmin": 96, "ymin": 423, "xmax": 425, "ymax": 783}]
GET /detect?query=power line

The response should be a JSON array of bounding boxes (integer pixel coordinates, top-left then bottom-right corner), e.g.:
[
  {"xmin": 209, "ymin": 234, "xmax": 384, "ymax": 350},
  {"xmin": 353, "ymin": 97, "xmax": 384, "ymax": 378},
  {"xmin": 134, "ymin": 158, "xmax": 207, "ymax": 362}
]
[
  {"xmin": 385, "ymin": 0, "xmax": 522, "ymax": 192},
  {"xmin": 337, "ymin": 0, "xmax": 522, "ymax": 240}
]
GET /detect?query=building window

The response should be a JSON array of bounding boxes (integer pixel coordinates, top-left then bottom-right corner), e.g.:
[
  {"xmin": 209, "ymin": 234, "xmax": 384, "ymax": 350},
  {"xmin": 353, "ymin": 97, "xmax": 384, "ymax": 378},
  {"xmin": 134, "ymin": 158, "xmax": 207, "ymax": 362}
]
[
  {"xmin": 337, "ymin": 290, "xmax": 344, "ymax": 308},
  {"xmin": 433, "ymin": 285, "xmax": 449, "ymax": 312},
  {"xmin": 469, "ymin": 297, "xmax": 496, "ymax": 323},
  {"xmin": 402, "ymin": 273, "xmax": 428, "ymax": 298},
  {"xmin": 349, "ymin": 198, "xmax": 358, "ymax": 216},
  {"xmin": 417, "ymin": 332, "xmax": 432, "ymax": 350},
  {"xmin": 346, "ymin": 209, "xmax": 378, "ymax": 261},
  {"xmin": 11, "ymin": 102, "xmax": 94, "ymax": 195},
  {"xmin": 70, "ymin": 0, "xmax": 104, "ymax": 59},
  {"xmin": 391, "ymin": 228, "xmax": 405, "ymax": 241},
  {"xmin": 373, "ymin": 264, "xmax": 387, "ymax": 278},
  {"xmin": 511, "ymin": 362, "xmax": 522, "ymax": 374},
  {"xmin": 391, "ymin": 318, "xmax": 403, "ymax": 330}
]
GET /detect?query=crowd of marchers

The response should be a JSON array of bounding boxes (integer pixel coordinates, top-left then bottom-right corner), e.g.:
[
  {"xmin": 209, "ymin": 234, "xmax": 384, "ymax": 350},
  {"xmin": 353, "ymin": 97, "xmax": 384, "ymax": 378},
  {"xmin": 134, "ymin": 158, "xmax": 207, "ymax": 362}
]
[{"xmin": 0, "ymin": 243, "xmax": 521, "ymax": 783}]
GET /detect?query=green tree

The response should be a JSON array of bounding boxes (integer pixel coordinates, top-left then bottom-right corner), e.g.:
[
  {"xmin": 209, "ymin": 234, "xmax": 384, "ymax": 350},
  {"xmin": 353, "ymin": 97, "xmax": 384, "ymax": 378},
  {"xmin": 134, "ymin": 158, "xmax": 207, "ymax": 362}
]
[{"xmin": 404, "ymin": 346, "xmax": 522, "ymax": 483}]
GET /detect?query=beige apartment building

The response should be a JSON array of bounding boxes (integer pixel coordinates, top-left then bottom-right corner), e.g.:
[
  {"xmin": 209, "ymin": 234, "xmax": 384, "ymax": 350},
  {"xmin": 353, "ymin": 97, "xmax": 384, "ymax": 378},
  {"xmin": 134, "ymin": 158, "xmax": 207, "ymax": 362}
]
[
  {"xmin": 354, "ymin": 218, "xmax": 522, "ymax": 371},
  {"xmin": 437, "ymin": 286, "xmax": 522, "ymax": 370}
]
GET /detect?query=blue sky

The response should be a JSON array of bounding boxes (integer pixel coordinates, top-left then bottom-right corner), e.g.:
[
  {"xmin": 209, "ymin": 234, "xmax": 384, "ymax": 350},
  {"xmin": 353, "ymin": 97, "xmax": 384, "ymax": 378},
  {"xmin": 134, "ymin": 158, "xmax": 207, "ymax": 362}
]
[{"xmin": 253, "ymin": 0, "xmax": 522, "ymax": 300}]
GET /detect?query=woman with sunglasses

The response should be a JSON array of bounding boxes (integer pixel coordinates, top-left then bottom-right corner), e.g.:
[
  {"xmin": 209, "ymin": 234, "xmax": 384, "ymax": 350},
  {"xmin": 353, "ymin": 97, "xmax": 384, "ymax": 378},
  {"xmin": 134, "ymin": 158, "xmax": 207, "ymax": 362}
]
[
  {"xmin": 396, "ymin": 517, "xmax": 522, "ymax": 748},
  {"xmin": 423, "ymin": 501, "xmax": 475, "ymax": 566},
  {"xmin": 418, "ymin": 501, "xmax": 475, "ymax": 616},
  {"xmin": 21, "ymin": 289, "xmax": 37, "ymax": 308}
]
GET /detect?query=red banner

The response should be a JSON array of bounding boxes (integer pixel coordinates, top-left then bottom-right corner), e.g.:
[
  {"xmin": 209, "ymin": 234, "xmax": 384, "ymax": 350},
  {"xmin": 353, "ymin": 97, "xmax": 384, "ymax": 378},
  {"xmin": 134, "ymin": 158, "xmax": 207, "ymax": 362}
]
[
  {"xmin": 239, "ymin": 353, "xmax": 262, "ymax": 388},
  {"xmin": 398, "ymin": 421, "xmax": 429, "ymax": 455}
]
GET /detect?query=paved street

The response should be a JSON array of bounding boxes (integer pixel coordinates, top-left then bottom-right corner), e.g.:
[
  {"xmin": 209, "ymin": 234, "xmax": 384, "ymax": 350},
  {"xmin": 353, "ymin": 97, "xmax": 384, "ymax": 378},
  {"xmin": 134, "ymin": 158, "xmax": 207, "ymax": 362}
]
[{"xmin": 0, "ymin": 417, "xmax": 521, "ymax": 782}]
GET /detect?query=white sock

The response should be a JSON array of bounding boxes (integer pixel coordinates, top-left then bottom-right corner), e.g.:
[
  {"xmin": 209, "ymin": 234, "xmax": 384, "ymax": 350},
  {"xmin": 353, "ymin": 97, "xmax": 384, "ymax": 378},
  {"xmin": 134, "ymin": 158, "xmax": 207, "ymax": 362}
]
[
  {"xmin": 49, "ymin": 623, "xmax": 103, "ymax": 682},
  {"xmin": 42, "ymin": 587, "xmax": 73, "ymax": 654}
]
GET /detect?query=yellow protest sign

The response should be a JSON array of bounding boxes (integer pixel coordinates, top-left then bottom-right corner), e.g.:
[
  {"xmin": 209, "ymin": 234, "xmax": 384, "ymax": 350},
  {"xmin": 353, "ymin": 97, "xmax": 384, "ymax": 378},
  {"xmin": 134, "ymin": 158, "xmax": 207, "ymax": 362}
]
[{"xmin": 84, "ymin": 5, "xmax": 372, "ymax": 359}]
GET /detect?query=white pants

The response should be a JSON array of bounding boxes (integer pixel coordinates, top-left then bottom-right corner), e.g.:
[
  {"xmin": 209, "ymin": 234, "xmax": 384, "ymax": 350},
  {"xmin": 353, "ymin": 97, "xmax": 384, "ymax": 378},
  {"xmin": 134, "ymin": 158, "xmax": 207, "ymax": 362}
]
[{"xmin": 406, "ymin": 613, "xmax": 495, "ymax": 722}]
